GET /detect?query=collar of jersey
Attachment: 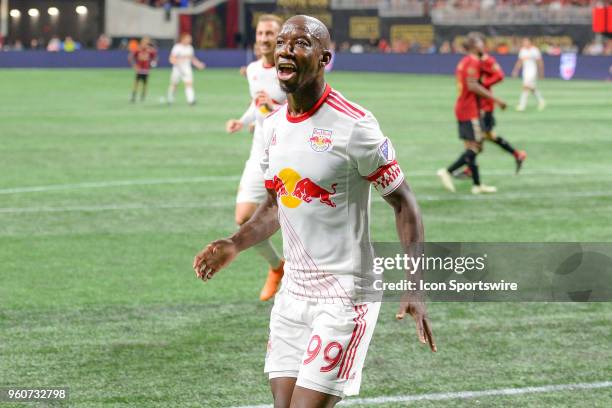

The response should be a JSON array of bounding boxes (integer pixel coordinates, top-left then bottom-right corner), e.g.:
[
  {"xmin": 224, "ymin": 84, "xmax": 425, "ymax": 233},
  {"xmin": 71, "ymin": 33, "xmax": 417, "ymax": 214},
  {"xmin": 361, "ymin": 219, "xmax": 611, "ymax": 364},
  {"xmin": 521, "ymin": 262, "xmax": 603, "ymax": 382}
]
[{"xmin": 286, "ymin": 84, "xmax": 331, "ymax": 123}]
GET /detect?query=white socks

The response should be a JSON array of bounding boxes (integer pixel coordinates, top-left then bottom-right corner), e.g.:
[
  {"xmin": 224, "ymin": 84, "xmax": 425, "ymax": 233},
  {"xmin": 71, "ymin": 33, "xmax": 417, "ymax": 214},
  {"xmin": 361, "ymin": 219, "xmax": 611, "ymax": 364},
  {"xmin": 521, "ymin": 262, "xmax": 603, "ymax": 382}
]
[
  {"xmin": 533, "ymin": 89, "xmax": 544, "ymax": 104},
  {"xmin": 253, "ymin": 239, "xmax": 282, "ymax": 269},
  {"xmin": 518, "ymin": 90, "xmax": 529, "ymax": 109},
  {"xmin": 185, "ymin": 86, "xmax": 195, "ymax": 104},
  {"xmin": 167, "ymin": 87, "xmax": 175, "ymax": 103}
]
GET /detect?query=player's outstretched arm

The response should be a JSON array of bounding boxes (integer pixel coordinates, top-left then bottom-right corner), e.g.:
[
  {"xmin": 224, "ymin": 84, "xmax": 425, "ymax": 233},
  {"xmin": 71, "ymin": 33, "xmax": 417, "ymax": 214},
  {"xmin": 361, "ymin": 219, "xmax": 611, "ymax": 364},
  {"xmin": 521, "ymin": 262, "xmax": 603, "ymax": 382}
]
[
  {"xmin": 537, "ymin": 58, "xmax": 545, "ymax": 79},
  {"xmin": 193, "ymin": 189, "xmax": 280, "ymax": 281},
  {"xmin": 192, "ymin": 57, "xmax": 206, "ymax": 70},
  {"xmin": 383, "ymin": 181, "xmax": 436, "ymax": 352}
]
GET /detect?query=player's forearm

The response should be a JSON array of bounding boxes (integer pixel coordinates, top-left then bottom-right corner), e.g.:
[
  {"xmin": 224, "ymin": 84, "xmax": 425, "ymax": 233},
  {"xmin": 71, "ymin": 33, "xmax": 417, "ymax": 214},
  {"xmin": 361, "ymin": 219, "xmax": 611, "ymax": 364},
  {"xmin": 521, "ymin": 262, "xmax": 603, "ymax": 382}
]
[
  {"xmin": 385, "ymin": 182, "xmax": 425, "ymax": 292},
  {"xmin": 230, "ymin": 191, "xmax": 280, "ymax": 252},
  {"xmin": 239, "ymin": 102, "xmax": 257, "ymax": 125},
  {"xmin": 385, "ymin": 183, "xmax": 424, "ymax": 249},
  {"xmin": 482, "ymin": 72, "xmax": 503, "ymax": 88},
  {"xmin": 468, "ymin": 81, "xmax": 502, "ymax": 104}
]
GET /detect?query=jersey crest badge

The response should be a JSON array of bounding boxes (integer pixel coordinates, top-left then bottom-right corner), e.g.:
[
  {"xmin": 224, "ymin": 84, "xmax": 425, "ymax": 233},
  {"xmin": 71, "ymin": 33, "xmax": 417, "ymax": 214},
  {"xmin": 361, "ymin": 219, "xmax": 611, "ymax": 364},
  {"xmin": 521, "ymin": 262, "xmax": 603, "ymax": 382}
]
[{"xmin": 308, "ymin": 128, "xmax": 333, "ymax": 152}]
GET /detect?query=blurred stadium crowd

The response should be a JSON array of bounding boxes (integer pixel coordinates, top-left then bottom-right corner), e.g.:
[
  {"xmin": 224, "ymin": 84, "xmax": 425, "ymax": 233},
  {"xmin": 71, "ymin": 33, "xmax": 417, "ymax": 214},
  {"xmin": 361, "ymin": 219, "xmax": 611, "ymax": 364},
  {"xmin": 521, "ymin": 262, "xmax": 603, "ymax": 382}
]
[{"xmin": 1, "ymin": 0, "xmax": 610, "ymax": 56}]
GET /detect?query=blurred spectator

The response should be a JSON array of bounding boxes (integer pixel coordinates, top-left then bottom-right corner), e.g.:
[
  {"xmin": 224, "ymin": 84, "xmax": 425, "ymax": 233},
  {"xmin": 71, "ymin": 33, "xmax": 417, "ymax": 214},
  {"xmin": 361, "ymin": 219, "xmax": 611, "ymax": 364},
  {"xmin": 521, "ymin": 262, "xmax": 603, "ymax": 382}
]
[
  {"xmin": 128, "ymin": 39, "xmax": 139, "ymax": 53},
  {"xmin": 97, "ymin": 34, "xmax": 111, "ymax": 50},
  {"xmin": 47, "ymin": 36, "xmax": 61, "ymax": 52},
  {"xmin": 350, "ymin": 43, "xmax": 364, "ymax": 53},
  {"xmin": 439, "ymin": 40, "xmax": 452, "ymax": 53},
  {"xmin": 378, "ymin": 38, "xmax": 391, "ymax": 53},
  {"xmin": 63, "ymin": 37, "xmax": 78, "ymax": 52},
  {"xmin": 30, "ymin": 39, "xmax": 42, "ymax": 50},
  {"xmin": 423, "ymin": 41, "xmax": 437, "ymax": 54},
  {"xmin": 12, "ymin": 40, "xmax": 24, "ymax": 51},
  {"xmin": 496, "ymin": 43, "xmax": 510, "ymax": 54}
]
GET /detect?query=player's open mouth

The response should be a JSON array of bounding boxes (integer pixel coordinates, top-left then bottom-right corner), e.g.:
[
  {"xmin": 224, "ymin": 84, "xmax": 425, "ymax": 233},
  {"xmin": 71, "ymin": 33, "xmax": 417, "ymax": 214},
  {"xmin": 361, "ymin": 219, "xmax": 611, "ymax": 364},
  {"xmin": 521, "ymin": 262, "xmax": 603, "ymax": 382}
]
[{"xmin": 277, "ymin": 63, "xmax": 297, "ymax": 81}]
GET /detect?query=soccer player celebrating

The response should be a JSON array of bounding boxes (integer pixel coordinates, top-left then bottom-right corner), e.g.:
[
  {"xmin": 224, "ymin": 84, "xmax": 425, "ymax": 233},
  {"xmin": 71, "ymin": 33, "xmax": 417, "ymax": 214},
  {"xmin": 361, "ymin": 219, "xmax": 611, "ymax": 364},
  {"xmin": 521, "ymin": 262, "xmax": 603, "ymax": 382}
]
[
  {"xmin": 167, "ymin": 33, "xmax": 206, "ymax": 105},
  {"xmin": 194, "ymin": 15, "xmax": 435, "ymax": 407},
  {"xmin": 437, "ymin": 32, "xmax": 507, "ymax": 194},
  {"xmin": 225, "ymin": 15, "xmax": 287, "ymax": 301},
  {"xmin": 512, "ymin": 37, "xmax": 546, "ymax": 111},
  {"xmin": 128, "ymin": 37, "xmax": 157, "ymax": 103}
]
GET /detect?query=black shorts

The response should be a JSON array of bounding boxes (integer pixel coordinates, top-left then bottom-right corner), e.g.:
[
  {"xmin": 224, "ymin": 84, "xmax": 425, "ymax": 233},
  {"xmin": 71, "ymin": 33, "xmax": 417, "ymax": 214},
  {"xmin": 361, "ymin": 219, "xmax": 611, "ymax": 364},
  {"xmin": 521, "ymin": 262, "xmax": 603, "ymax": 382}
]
[
  {"xmin": 481, "ymin": 111, "xmax": 495, "ymax": 132},
  {"xmin": 457, "ymin": 118, "xmax": 484, "ymax": 142},
  {"xmin": 135, "ymin": 73, "xmax": 149, "ymax": 82}
]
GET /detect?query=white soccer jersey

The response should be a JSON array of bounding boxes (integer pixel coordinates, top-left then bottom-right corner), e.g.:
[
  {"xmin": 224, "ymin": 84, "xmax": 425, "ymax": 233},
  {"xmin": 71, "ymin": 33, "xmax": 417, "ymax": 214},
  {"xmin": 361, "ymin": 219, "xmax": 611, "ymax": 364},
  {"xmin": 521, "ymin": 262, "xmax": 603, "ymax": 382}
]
[
  {"xmin": 519, "ymin": 46, "xmax": 541, "ymax": 79},
  {"xmin": 170, "ymin": 43, "xmax": 194, "ymax": 72},
  {"xmin": 261, "ymin": 84, "xmax": 405, "ymax": 305},
  {"xmin": 240, "ymin": 59, "xmax": 287, "ymax": 126}
]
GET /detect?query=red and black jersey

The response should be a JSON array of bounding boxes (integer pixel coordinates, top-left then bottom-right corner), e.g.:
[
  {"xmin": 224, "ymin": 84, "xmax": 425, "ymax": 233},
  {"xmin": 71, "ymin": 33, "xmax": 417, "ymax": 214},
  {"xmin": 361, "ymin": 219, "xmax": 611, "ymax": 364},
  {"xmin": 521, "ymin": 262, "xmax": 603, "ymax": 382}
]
[
  {"xmin": 454, "ymin": 55, "xmax": 481, "ymax": 121},
  {"xmin": 131, "ymin": 46, "xmax": 157, "ymax": 74},
  {"xmin": 479, "ymin": 54, "xmax": 504, "ymax": 113}
]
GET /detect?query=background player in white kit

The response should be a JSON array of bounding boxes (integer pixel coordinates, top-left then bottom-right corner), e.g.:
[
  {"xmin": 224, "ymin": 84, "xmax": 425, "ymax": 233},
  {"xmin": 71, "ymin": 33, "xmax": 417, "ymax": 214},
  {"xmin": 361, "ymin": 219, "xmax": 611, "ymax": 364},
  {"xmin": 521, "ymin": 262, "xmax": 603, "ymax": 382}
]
[
  {"xmin": 194, "ymin": 15, "xmax": 435, "ymax": 408},
  {"xmin": 512, "ymin": 37, "xmax": 546, "ymax": 111},
  {"xmin": 225, "ymin": 15, "xmax": 287, "ymax": 302},
  {"xmin": 167, "ymin": 33, "xmax": 206, "ymax": 105}
]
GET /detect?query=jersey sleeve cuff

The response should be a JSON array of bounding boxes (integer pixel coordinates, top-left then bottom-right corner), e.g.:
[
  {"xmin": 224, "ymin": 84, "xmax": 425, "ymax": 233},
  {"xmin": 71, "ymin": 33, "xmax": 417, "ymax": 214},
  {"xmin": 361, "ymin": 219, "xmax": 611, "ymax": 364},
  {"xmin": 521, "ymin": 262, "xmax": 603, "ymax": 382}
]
[{"xmin": 366, "ymin": 160, "xmax": 405, "ymax": 196}]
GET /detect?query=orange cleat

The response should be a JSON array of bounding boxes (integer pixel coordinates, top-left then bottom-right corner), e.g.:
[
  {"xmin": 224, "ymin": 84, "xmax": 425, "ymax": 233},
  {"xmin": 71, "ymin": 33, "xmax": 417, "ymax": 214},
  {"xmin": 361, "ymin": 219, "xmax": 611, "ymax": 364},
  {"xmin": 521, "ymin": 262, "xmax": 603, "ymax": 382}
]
[{"xmin": 259, "ymin": 260, "xmax": 285, "ymax": 301}]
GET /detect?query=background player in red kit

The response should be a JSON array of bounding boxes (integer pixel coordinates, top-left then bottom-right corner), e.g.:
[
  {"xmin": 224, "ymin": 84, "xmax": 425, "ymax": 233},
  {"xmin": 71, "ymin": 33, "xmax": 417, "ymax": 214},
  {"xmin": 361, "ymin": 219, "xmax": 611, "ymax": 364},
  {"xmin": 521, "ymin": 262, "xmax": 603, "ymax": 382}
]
[
  {"xmin": 454, "ymin": 44, "xmax": 527, "ymax": 179},
  {"xmin": 437, "ymin": 32, "xmax": 507, "ymax": 194},
  {"xmin": 128, "ymin": 37, "xmax": 157, "ymax": 103}
]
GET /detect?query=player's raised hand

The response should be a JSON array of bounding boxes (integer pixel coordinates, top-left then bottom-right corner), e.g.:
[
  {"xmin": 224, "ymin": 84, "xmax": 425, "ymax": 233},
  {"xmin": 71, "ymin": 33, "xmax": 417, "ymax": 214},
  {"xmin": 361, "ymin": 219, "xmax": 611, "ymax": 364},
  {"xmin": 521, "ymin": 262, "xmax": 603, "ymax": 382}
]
[
  {"xmin": 226, "ymin": 119, "xmax": 244, "ymax": 133},
  {"xmin": 193, "ymin": 239, "xmax": 238, "ymax": 282},
  {"xmin": 396, "ymin": 293, "xmax": 436, "ymax": 352}
]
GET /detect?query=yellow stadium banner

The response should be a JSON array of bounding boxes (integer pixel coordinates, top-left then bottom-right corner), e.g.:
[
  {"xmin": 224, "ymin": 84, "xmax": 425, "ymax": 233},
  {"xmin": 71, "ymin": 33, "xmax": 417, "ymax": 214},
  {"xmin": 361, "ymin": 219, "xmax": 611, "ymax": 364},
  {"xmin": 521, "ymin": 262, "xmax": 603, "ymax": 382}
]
[
  {"xmin": 390, "ymin": 24, "xmax": 434, "ymax": 44},
  {"xmin": 349, "ymin": 17, "xmax": 380, "ymax": 40}
]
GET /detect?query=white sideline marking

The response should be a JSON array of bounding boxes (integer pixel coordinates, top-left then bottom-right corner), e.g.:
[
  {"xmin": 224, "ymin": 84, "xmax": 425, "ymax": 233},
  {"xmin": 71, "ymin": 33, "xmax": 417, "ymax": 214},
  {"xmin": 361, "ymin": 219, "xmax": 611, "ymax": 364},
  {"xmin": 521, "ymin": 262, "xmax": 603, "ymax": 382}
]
[
  {"xmin": 230, "ymin": 381, "xmax": 612, "ymax": 408},
  {"xmin": 1, "ymin": 168, "xmax": 610, "ymax": 195},
  {"xmin": 1, "ymin": 190, "xmax": 611, "ymax": 214}
]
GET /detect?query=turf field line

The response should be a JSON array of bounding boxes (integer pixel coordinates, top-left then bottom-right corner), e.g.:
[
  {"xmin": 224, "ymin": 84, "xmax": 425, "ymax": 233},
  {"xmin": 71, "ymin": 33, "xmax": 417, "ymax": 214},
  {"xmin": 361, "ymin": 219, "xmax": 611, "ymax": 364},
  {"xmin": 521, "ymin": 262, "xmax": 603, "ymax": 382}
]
[
  {"xmin": 231, "ymin": 380, "xmax": 612, "ymax": 408},
  {"xmin": 2, "ymin": 190, "xmax": 612, "ymax": 214},
  {"xmin": 0, "ymin": 176, "xmax": 241, "ymax": 194},
  {"xmin": 1, "ymin": 168, "xmax": 610, "ymax": 195}
]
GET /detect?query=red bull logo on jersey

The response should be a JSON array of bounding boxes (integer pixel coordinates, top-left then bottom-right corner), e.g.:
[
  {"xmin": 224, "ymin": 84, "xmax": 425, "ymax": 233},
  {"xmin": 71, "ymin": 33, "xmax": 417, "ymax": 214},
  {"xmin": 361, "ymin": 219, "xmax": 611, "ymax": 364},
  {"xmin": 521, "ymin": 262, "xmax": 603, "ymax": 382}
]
[
  {"xmin": 308, "ymin": 128, "xmax": 333, "ymax": 152},
  {"xmin": 273, "ymin": 168, "xmax": 337, "ymax": 208}
]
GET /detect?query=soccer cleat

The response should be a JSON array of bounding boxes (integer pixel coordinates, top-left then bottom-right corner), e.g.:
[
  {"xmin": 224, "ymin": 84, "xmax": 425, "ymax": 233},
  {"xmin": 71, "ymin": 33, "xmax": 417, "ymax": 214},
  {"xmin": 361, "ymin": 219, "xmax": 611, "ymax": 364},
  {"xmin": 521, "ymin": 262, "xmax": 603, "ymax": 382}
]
[
  {"xmin": 259, "ymin": 260, "xmax": 285, "ymax": 301},
  {"xmin": 471, "ymin": 184, "xmax": 497, "ymax": 194},
  {"xmin": 538, "ymin": 100, "xmax": 546, "ymax": 111},
  {"xmin": 437, "ymin": 169, "xmax": 456, "ymax": 192},
  {"xmin": 514, "ymin": 150, "xmax": 527, "ymax": 174}
]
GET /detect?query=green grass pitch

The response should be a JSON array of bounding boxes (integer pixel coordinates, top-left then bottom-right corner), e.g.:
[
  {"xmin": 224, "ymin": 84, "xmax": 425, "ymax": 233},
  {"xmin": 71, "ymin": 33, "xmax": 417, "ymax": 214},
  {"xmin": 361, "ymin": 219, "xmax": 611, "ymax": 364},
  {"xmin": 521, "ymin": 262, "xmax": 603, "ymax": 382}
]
[{"xmin": 0, "ymin": 68, "xmax": 611, "ymax": 407}]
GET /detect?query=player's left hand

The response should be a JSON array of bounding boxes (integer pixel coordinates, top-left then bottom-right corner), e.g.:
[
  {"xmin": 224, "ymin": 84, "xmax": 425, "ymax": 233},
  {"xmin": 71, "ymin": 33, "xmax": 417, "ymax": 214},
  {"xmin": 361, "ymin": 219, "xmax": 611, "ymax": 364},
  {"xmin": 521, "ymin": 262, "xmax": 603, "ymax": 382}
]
[
  {"xmin": 396, "ymin": 293, "xmax": 436, "ymax": 352},
  {"xmin": 196, "ymin": 61, "xmax": 206, "ymax": 70},
  {"xmin": 193, "ymin": 239, "xmax": 238, "ymax": 282}
]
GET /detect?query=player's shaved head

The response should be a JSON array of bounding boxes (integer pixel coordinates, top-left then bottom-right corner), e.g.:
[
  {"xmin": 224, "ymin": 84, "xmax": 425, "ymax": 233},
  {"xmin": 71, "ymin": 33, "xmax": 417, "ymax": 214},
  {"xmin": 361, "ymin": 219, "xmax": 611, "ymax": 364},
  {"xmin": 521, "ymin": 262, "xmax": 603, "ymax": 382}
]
[
  {"xmin": 282, "ymin": 15, "xmax": 331, "ymax": 51},
  {"xmin": 274, "ymin": 14, "xmax": 332, "ymax": 94},
  {"xmin": 463, "ymin": 32, "xmax": 484, "ymax": 55}
]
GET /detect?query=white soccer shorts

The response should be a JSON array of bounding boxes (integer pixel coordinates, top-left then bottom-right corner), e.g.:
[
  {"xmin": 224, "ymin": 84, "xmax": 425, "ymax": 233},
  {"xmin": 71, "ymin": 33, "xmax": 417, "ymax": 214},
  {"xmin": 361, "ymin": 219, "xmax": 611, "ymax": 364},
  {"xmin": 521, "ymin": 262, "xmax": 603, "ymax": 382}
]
[
  {"xmin": 236, "ymin": 158, "xmax": 267, "ymax": 204},
  {"xmin": 265, "ymin": 290, "xmax": 381, "ymax": 397},
  {"xmin": 170, "ymin": 66, "xmax": 193, "ymax": 84},
  {"xmin": 522, "ymin": 71, "xmax": 537, "ymax": 89}
]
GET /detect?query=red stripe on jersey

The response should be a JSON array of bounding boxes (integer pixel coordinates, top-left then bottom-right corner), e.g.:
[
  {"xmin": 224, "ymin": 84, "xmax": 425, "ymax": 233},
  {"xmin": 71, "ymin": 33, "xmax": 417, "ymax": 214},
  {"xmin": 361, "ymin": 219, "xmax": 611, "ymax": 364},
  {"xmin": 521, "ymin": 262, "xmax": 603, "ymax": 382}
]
[
  {"xmin": 286, "ymin": 84, "xmax": 331, "ymax": 123},
  {"xmin": 329, "ymin": 91, "xmax": 365, "ymax": 118},
  {"xmin": 264, "ymin": 179, "xmax": 274, "ymax": 189},
  {"xmin": 366, "ymin": 160, "xmax": 398, "ymax": 182},
  {"xmin": 325, "ymin": 100, "xmax": 360, "ymax": 120}
]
